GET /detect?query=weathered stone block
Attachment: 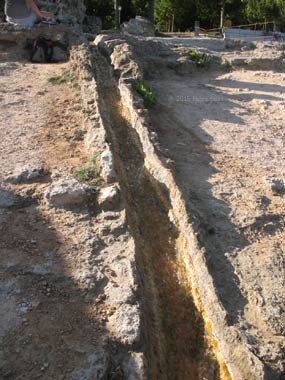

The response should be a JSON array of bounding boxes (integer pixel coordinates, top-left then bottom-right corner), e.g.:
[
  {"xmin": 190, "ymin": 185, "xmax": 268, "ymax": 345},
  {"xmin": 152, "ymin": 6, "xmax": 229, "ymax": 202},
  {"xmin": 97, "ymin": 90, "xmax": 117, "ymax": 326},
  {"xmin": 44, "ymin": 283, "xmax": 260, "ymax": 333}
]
[
  {"xmin": 0, "ymin": 189, "xmax": 15, "ymax": 208},
  {"xmin": 45, "ymin": 177, "xmax": 88, "ymax": 206},
  {"xmin": 5, "ymin": 165, "xmax": 46, "ymax": 184},
  {"xmin": 100, "ymin": 148, "xmax": 116, "ymax": 183},
  {"xmin": 108, "ymin": 304, "xmax": 140, "ymax": 346},
  {"xmin": 98, "ymin": 184, "xmax": 120, "ymax": 211},
  {"xmin": 122, "ymin": 16, "xmax": 155, "ymax": 37}
]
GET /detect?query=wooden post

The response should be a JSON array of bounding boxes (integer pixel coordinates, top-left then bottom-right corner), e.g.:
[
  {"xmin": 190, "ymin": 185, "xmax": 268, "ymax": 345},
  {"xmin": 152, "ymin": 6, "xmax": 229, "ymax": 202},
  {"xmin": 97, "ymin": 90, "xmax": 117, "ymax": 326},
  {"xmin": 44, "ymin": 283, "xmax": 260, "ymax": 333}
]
[
  {"xmin": 195, "ymin": 21, "xmax": 200, "ymax": 37},
  {"xmin": 220, "ymin": 0, "xmax": 225, "ymax": 29},
  {"xmin": 148, "ymin": 0, "xmax": 155, "ymax": 24},
  {"xmin": 114, "ymin": 0, "xmax": 119, "ymax": 29}
]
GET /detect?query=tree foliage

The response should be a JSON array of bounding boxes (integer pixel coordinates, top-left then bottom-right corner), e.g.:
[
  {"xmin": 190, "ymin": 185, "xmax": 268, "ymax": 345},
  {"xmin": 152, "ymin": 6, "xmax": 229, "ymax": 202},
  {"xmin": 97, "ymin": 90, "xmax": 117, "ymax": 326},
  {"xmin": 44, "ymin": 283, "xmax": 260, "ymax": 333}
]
[
  {"xmin": 244, "ymin": 0, "xmax": 285, "ymax": 29},
  {"xmin": 84, "ymin": 0, "xmax": 285, "ymax": 31}
]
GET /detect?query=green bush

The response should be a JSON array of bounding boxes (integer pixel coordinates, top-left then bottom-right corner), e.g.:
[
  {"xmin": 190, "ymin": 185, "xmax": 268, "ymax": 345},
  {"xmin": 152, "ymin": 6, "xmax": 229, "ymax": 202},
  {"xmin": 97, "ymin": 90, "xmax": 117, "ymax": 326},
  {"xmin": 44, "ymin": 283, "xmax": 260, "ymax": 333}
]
[
  {"xmin": 135, "ymin": 80, "xmax": 157, "ymax": 106},
  {"xmin": 188, "ymin": 49, "xmax": 211, "ymax": 67}
]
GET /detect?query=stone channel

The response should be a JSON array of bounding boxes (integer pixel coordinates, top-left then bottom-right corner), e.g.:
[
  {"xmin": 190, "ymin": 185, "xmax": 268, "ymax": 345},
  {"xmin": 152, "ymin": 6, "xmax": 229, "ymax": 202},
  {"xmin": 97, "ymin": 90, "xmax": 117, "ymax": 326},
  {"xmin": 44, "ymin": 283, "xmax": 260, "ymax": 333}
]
[{"xmin": 70, "ymin": 35, "xmax": 267, "ymax": 380}]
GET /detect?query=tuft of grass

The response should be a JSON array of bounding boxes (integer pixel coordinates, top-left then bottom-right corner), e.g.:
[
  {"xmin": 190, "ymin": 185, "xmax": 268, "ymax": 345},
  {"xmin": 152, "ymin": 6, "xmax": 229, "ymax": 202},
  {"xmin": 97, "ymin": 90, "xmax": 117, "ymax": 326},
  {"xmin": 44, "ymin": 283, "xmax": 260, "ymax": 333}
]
[
  {"xmin": 74, "ymin": 153, "xmax": 102, "ymax": 183},
  {"xmin": 135, "ymin": 80, "xmax": 157, "ymax": 106},
  {"xmin": 89, "ymin": 152, "xmax": 101, "ymax": 165},
  {"xmin": 48, "ymin": 72, "xmax": 75, "ymax": 84},
  {"xmin": 74, "ymin": 165, "xmax": 97, "ymax": 182},
  {"xmin": 188, "ymin": 49, "xmax": 211, "ymax": 67}
]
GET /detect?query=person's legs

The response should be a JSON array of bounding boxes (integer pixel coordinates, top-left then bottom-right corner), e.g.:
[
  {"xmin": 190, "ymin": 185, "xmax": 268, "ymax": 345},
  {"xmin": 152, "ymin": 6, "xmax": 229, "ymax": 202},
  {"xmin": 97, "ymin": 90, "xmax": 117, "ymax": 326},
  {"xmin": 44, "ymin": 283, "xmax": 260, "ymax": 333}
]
[{"xmin": 6, "ymin": 11, "xmax": 37, "ymax": 28}]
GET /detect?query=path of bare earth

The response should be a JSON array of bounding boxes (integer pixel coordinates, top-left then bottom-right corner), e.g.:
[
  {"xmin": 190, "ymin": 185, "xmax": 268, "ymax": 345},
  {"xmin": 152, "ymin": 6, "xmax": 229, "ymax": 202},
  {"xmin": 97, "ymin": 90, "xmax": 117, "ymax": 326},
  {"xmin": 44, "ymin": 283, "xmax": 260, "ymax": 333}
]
[{"xmin": 0, "ymin": 60, "xmax": 136, "ymax": 380}]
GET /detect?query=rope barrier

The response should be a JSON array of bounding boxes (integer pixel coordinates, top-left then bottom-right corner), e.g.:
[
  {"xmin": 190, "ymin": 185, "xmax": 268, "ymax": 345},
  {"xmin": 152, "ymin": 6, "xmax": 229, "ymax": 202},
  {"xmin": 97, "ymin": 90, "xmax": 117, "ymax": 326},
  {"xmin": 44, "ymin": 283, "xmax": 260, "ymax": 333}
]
[{"xmin": 226, "ymin": 21, "xmax": 275, "ymax": 29}]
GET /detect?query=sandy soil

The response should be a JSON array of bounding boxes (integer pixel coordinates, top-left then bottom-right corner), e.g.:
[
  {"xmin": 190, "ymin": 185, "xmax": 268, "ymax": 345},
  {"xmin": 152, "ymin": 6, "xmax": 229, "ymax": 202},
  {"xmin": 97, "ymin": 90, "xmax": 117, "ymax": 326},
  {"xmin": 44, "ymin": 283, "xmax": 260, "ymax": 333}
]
[{"xmin": 149, "ymin": 64, "xmax": 285, "ymax": 375}]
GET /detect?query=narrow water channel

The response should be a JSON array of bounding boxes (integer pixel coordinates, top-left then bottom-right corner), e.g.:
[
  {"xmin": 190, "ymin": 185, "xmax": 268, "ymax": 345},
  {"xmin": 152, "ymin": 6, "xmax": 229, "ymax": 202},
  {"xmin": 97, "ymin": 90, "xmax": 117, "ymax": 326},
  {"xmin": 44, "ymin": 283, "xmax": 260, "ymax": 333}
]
[{"xmin": 93, "ymin": 47, "xmax": 228, "ymax": 380}]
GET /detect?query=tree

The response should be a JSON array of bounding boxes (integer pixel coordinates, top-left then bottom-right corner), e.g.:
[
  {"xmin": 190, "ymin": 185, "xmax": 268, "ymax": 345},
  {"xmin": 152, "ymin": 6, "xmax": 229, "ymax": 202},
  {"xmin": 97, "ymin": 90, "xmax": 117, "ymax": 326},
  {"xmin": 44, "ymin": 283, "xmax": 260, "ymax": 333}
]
[
  {"xmin": 149, "ymin": 0, "xmax": 155, "ymax": 22},
  {"xmin": 154, "ymin": 0, "xmax": 174, "ymax": 31},
  {"xmin": 155, "ymin": 0, "xmax": 197, "ymax": 31},
  {"xmin": 220, "ymin": 0, "xmax": 225, "ymax": 28},
  {"xmin": 194, "ymin": 0, "xmax": 220, "ymax": 28},
  {"xmin": 244, "ymin": 0, "xmax": 282, "ymax": 22},
  {"xmin": 131, "ymin": 0, "xmax": 149, "ymax": 17},
  {"xmin": 84, "ymin": 0, "xmax": 285, "ymax": 31}
]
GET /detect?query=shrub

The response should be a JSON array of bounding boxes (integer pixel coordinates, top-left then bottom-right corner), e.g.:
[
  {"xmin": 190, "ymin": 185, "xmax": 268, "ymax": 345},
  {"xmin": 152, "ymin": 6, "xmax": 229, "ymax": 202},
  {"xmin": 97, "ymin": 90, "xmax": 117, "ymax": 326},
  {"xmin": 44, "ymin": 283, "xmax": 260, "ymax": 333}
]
[
  {"xmin": 135, "ymin": 80, "xmax": 157, "ymax": 106},
  {"xmin": 188, "ymin": 49, "xmax": 211, "ymax": 67}
]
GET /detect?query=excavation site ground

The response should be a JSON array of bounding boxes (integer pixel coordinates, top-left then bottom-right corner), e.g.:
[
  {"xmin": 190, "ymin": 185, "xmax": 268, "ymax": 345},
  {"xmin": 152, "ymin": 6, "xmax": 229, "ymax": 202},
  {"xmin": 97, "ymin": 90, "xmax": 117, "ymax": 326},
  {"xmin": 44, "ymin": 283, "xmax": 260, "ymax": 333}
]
[{"xmin": 0, "ymin": 30, "xmax": 284, "ymax": 380}]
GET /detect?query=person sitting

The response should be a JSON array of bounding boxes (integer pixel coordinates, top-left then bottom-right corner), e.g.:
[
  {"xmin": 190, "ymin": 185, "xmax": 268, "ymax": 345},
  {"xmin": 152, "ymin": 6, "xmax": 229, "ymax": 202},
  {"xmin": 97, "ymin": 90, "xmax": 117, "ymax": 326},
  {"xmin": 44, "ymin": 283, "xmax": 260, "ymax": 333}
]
[{"xmin": 4, "ymin": 0, "xmax": 56, "ymax": 28}]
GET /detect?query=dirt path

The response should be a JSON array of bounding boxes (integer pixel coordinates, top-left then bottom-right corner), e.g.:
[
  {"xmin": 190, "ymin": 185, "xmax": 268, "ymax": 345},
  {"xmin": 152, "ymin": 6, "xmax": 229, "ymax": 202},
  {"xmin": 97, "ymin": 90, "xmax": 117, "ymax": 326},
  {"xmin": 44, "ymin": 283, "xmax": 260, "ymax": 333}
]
[
  {"xmin": 149, "ymin": 66, "xmax": 285, "ymax": 376},
  {"xmin": 0, "ymin": 60, "xmax": 109, "ymax": 379},
  {"xmin": 1, "ymin": 61, "xmax": 88, "ymax": 172}
]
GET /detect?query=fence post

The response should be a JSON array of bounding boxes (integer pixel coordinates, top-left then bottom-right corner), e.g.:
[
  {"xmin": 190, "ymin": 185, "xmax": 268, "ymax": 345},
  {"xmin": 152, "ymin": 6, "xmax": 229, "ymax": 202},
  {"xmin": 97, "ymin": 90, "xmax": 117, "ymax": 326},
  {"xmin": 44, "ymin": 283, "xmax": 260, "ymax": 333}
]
[
  {"xmin": 114, "ymin": 0, "xmax": 119, "ymax": 29},
  {"xmin": 195, "ymin": 21, "xmax": 200, "ymax": 37}
]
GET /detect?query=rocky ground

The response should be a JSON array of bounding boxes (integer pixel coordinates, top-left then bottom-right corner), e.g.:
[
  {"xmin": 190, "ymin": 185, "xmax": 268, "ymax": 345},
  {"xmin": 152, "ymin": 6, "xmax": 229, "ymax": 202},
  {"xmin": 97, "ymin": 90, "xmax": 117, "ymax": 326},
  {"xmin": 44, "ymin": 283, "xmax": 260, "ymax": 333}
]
[
  {"xmin": 0, "ymin": 59, "xmax": 143, "ymax": 379},
  {"xmin": 90, "ymin": 35, "xmax": 285, "ymax": 379},
  {"xmin": 0, "ymin": 32, "xmax": 284, "ymax": 380},
  {"xmin": 143, "ymin": 39, "xmax": 285, "ymax": 377},
  {"xmin": 149, "ymin": 63, "xmax": 285, "ymax": 375}
]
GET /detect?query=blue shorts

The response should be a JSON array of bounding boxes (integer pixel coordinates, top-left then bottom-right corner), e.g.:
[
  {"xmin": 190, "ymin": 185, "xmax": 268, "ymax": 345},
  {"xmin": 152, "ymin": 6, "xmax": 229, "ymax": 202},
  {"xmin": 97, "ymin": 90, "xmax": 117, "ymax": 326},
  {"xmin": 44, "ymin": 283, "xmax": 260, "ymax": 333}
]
[{"xmin": 6, "ymin": 11, "xmax": 37, "ymax": 28}]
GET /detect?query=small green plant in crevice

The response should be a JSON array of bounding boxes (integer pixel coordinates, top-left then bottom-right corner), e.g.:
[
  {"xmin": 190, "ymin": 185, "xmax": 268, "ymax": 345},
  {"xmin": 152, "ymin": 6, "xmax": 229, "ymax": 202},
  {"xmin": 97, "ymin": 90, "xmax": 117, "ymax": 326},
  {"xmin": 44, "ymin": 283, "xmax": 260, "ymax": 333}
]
[
  {"xmin": 135, "ymin": 80, "xmax": 157, "ymax": 106},
  {"xmin": 74, "ymin": 152, "xmax": 102, "ymax": 184},
  {"xmin": 48, "ymin": 72, "xmax": 75, "ymax": 84},
  {"xmin": 188, "ymin": 49, "xmax": 211, "ymax": 68},
  {"xmin": 74, "ymin": 165, "xmax": 97, "ymax": 182},
  {"xmin": 88, "ymin": 151, "xmax": 101, "ymax": 165}
]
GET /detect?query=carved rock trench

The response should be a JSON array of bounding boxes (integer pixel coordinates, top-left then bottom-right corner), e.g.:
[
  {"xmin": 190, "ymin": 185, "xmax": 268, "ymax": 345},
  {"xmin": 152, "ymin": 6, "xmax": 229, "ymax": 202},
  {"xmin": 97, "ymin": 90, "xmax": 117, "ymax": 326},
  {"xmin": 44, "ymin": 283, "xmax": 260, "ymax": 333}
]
[{"xmin": 69, "ymin": 35, "xmax": 278, "ymax": 380}]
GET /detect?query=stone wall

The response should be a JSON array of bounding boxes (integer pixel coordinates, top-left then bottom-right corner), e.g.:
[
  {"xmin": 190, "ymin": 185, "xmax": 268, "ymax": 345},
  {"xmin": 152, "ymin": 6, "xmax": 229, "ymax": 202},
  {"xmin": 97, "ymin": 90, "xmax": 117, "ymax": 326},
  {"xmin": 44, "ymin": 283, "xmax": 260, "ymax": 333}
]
[
  {"xmin": 1, "ymin": 0, "xmax": 86, "ymax": 28},
  {"xmin": 1, "ymin": 0, "xmax": 104, "ymax": 35},
  {"xmin": 122, "ymin": 16, "xmax": 155, "ymax": 37},
  {"xmin": 69, "ymin": 43, "xmax": 145, "ymax": 380},
  {"xmin": 37, "ymin": 0, "xmax": 86, "ymax": 27}
]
